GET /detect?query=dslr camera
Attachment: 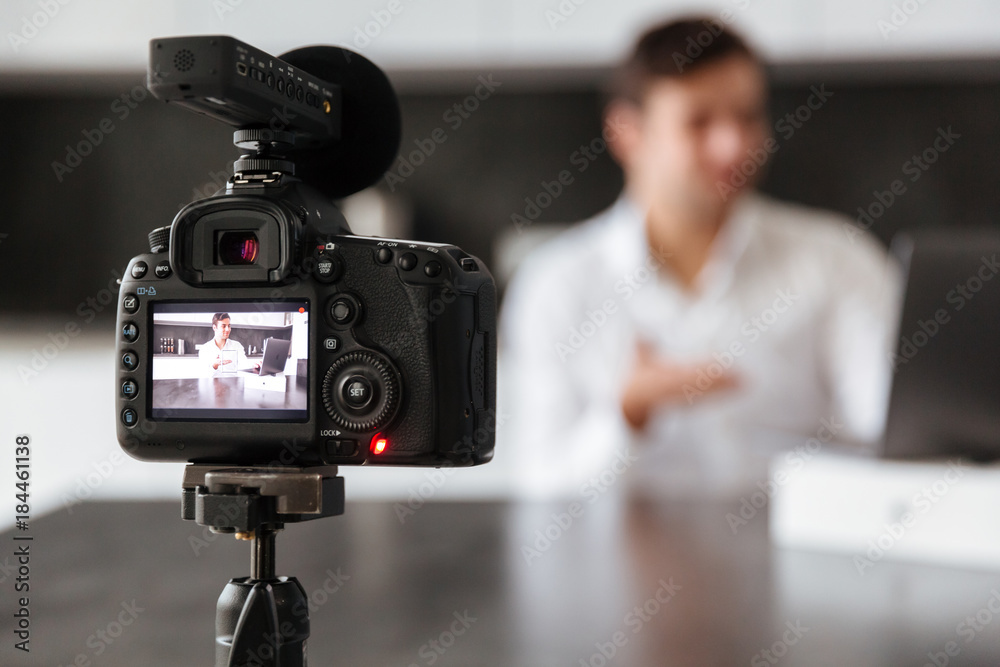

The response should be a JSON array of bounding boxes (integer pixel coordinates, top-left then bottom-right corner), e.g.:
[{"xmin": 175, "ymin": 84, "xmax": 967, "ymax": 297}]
[{"xmin": 115, "ymin": 36, "xmax": 497, "ymax": 468}]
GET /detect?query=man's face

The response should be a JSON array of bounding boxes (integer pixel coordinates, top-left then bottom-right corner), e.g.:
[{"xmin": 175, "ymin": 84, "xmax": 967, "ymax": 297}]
[
  {"xmin": 610, "ymin": 55, "xmax": 769, "ymax": 216},
  {"xmin": 213, "ymin": 318, "xmax": 231, "ymax": 343}
]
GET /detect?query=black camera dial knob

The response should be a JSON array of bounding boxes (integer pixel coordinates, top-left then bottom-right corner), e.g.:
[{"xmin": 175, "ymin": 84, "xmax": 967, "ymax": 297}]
[
  {"xmin": 322, "ymin": 351, "xmax": 400, "ymax": 432},
  {"xmin": 148, "ymin": 226, "xmax": 171, "ymax": 253}
]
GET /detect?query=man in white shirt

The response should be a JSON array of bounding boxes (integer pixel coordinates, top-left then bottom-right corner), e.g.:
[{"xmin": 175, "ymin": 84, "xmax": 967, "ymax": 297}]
[
  {"xmin": 500, "ymin": 18, "xmax": 900, "ymax": 499},
  {"xmin": 198, "ymin": 312, "xmax": 260, "ymax": 377}
]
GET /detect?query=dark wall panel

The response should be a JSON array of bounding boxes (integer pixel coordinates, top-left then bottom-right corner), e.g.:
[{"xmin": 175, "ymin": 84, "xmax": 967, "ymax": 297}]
[{"xmin": 0, "ymin": 65, "xmax": 997, "ymax": 321}]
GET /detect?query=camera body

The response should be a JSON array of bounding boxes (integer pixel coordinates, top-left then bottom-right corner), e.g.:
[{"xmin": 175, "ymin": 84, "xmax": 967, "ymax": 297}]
[
  {"xmin": 115, "ymin": 37, "xmax": 497, "ymax": 468},
  {"xmin": 116, "ymin": 176, "xmax": 496, "ymax": 467}
]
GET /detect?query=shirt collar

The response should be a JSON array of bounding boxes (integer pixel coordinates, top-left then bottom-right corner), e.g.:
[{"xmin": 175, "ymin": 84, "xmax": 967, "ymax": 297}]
[{"xmin": 607, "ymin": 191, "xmax": 761, "ymax": 297}]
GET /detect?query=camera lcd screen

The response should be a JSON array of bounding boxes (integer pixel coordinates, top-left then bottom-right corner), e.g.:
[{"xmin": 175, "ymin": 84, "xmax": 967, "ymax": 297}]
[{"xmin": 149, "ymin": 301, "xmax": 309, "ymax": 421}]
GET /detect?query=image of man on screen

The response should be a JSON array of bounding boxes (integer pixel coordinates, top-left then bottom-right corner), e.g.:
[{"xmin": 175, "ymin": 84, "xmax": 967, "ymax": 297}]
[{"xmin": 199, "ymin": 312, "xmax": 260, "ymax": 377}]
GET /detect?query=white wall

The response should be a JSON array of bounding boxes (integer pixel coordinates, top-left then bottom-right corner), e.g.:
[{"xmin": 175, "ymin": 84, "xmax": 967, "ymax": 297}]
[{"xmin": 1, "ymin": 0, "xmax": 998, "ymax": 74}]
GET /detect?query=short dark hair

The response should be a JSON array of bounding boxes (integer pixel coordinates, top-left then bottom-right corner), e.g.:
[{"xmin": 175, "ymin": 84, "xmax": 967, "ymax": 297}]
[
  {"xmin": 212, "ymin": 313, "xmax": 230, "ymax": 326},
  {"xmin": 613, "ymin": 17, "xmax": 759, "ymax": 104}
]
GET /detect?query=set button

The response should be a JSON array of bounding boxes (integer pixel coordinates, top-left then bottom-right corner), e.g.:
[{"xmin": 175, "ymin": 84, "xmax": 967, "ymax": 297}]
[{"xmin": 342, "ymin": 376, "xmax": 373, "ymax": 409}]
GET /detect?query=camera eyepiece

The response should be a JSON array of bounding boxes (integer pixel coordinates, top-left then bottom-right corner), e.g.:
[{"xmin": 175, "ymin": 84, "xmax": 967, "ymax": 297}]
[{"xmin": 216, "ymin": 230, "xmax": 260, "ymax": 265}]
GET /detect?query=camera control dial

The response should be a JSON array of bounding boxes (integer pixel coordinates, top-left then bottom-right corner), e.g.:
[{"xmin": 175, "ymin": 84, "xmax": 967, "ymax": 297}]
[{"xmin": 322, "ymin": 351, "xmax": 400, "ymax": 432}]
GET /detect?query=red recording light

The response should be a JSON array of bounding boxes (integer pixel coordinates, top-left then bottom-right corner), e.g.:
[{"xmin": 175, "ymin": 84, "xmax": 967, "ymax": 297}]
[
  {"xmin": 298, "ymin": 307, "xmax": 305, "ymax": 313},
  {"xmin": 371, "ymin": 435, "xmax": 388, "ymax": 455}
]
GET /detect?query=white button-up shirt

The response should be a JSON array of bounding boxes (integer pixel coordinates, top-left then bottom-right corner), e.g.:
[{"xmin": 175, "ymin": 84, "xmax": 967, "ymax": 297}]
[{"xmin": 499, "ymin": 192, "xmax": 901, "ymax": 499}]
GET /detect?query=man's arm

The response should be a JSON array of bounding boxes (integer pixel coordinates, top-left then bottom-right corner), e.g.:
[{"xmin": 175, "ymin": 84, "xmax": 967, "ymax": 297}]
[
  {"xmin": 199, "ymin": 342, "xmax": 222, "ymax": 371},
  {"xmin": 499, "ymin": 251, "xmax": 635, "ymax": 499},
  {"xmin": 620, "ymin": 341, "xmax": 738, "ymax": 430}
]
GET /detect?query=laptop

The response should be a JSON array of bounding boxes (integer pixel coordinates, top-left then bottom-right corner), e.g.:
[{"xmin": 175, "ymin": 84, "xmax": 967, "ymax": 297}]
[
  {"xmin": 881, "ymin": 227, "xmax": 1000, "ymax": 462},
  {"xmin": 239, "ymin": 337, "xmax": 292, "ymax": 377}
]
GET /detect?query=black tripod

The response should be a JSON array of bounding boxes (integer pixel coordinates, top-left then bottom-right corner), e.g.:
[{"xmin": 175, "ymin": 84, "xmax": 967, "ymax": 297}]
[{"xmin": 182, "ymin": 465, "xmax": 345, "ymax": 667}]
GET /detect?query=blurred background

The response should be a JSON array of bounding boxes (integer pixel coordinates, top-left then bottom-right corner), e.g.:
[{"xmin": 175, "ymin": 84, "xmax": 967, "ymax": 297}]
[
  {"xmin": 3, "ymin": 2, "xmax": 1000, "ymax": 666},
  {"xmin": 2, "ymin": 0, "xmax": 999, "ymax": 510}
]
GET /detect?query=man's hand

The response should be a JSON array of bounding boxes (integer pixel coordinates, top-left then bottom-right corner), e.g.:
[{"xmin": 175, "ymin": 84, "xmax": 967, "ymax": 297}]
[{"xmin": 621, "ymin": 341, "xmax": 739, "ymax": 430}]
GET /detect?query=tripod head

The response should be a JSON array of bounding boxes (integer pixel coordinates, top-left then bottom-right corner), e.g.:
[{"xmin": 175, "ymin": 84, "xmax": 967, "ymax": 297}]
[{"xmin": 182, "ymin": 465, "xmax": 344, "ymax": 666}]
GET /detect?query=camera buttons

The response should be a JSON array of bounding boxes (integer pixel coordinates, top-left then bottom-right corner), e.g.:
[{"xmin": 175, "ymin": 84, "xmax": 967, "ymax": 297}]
[
  {"xmin": 131, "ymin": 262, "xmax": 148, "ymax": 279},
  {"xmin": 376, "ymin": 247, "xmax": 393, "ymax": 264},
  {"xmin": 123, "ymin": 294, "xmax": 139, "ymax": 314},
  {"xmin": 122, "ymin": 351, "xmax": 139, "ymax": 371},
  {"xmin": 327, "ymin": 295, "xmax": 360, "ymax": 328},
  {"xmin": 154, "ymin": 261, "xmax": 172, "ymax": 279},
  {"xmin": 423, "ymin": 261, "xmax": 442, "ymax": 278},
  {"xmin": 321, "ymin": 350, "xmax": 401, "ymax": 432},
  {"xmin": 314, "ymin": 254, "xmax": 342, "ymax": 283},
  {"xmin": 323, "ymin": 336, "xmax": 341, "ymax": 352},
  {"xmin": 121, "ymin": 380, "xmax": 138, "ymax": 400},
  {"xmin": 276, "ymin": 77, "xmax": 284, "ymax": 93},
  {"xmin": 122, "ymin": 322, "xmax": 139, "ymax": 343},
  {"xmin": 398, "ymin": 252, "xmax": 417, "ymax": 271},
  {"xmin": 121, "ymin": 408, "xmax": 138, "ymax": 428},
  {"xmin": 330, "ymin": 300, "xmax": 352, "ymax": 323},
  {"xmin": 343, "ymin": 376, "xmax": 373, "ymax": 409}
]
